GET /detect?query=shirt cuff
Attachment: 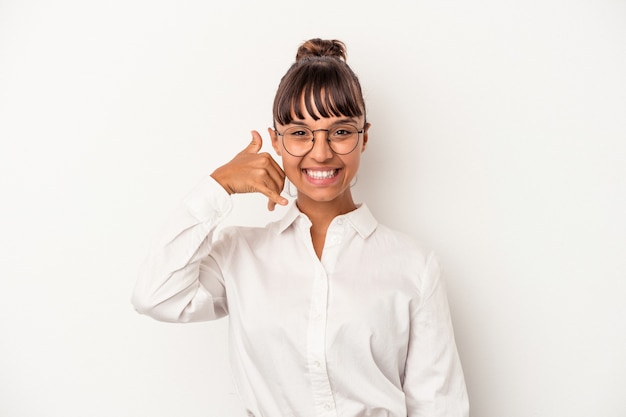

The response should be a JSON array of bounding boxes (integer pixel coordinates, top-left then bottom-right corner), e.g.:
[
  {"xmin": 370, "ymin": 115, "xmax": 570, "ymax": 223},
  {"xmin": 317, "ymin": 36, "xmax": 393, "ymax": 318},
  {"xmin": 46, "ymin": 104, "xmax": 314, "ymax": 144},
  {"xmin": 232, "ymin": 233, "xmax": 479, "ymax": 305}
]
[{"xmin": 183, "ymin": 175, "xmax": 233, "ymax": 223}]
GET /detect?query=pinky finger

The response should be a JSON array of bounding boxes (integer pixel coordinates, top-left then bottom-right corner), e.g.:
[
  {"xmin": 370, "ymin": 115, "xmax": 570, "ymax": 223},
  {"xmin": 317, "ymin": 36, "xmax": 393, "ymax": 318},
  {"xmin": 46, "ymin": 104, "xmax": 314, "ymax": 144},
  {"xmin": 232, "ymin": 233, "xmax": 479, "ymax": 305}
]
[{"xmin": 263, "ymin": 187, "xmax": 288, "ymax": 208}]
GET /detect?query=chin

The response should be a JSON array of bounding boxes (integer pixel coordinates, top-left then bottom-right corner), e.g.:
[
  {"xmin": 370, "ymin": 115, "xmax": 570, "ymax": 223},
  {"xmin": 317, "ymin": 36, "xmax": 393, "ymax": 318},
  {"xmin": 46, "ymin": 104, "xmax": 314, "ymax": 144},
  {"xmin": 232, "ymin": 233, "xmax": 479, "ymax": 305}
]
[{"xmin": 297, "ymin": 186, "xmax": 351, "ymax": 203}]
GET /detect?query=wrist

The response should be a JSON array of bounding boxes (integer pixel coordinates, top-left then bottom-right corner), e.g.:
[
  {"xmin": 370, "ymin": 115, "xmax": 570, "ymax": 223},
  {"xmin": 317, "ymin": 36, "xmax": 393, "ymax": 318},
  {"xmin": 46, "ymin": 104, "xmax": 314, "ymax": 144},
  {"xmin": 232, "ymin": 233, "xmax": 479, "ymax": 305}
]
[{"xmin": 210, "ymin": 170, "xmax": 233, "ymax": 195}]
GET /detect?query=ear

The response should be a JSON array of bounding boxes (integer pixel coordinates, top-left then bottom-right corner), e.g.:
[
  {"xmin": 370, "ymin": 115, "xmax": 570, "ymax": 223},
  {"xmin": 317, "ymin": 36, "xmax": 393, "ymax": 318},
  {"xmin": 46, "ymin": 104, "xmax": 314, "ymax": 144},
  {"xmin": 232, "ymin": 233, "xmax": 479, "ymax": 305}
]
[
  {"xmin": 361, "ymin": 122, "xmax": 371, "ymax": 153},
  {"xmin": 268, "ymin": 127, "xmax": 281, "ymax": 156}
]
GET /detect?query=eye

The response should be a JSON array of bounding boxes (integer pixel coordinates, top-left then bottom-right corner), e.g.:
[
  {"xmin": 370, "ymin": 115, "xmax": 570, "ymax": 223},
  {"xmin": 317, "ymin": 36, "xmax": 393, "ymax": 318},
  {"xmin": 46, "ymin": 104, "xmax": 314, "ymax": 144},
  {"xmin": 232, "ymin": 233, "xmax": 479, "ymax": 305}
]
[
  {"xmin": 284, "ymin": 127, "xmax": 313, "ymax": 142},
  {"xmin": 330, "ymin": 125, "xmax": 357, "ymax": 138}
]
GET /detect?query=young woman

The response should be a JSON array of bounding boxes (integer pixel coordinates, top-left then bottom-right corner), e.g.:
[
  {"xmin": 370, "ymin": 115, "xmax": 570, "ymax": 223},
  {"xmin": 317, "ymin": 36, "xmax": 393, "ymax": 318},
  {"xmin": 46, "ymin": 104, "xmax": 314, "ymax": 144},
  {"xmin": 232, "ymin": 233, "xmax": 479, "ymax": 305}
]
[{"xmin": 132, "ymin": 38, "xmax": 469, "ymax": 417}]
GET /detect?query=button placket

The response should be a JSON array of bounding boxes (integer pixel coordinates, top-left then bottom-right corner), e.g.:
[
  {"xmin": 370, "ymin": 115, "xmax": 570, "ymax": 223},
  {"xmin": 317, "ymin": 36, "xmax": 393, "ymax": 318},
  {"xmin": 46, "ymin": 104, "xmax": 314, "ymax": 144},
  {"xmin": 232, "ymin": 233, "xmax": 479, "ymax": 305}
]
[
  {"xmin": 299, "ymin": 214, "xmax": 340, "ymax": 416},
  {"xmin": 306, "ymin": 266, "xmax": 337, "ymax": 416},
  {"xmin": 320, "ymin": 219, "xmax": 345, "ymax": 274}
]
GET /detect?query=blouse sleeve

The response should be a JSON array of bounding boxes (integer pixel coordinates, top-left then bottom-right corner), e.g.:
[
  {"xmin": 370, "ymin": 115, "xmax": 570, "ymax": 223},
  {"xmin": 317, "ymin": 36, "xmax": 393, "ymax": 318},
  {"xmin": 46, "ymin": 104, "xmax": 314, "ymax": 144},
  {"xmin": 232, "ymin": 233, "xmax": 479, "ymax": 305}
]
[
  {"xmin": 403, "ymin": 252, "xmax": 470, "ymax": 417},
  {"xmin": 131, "ymin": 176, "xmax": 233, "ymax": 323}
]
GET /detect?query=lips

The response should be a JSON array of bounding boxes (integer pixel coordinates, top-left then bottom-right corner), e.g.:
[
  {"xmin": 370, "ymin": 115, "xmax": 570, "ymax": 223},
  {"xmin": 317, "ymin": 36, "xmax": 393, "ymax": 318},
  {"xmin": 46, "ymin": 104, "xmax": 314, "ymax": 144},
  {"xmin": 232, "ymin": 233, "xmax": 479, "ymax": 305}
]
[{"xmin": 303, "ymin": 168, "xmax": 340, "ymax": 179}]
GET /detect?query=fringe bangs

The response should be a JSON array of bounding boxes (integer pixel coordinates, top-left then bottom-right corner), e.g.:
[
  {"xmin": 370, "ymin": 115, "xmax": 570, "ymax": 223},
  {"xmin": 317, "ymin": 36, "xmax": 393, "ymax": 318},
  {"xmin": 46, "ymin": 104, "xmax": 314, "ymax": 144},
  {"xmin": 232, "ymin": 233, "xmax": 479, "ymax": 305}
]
[{"xmin": 273, "ymin": 59, "xmax": 365, "ymax": 126}]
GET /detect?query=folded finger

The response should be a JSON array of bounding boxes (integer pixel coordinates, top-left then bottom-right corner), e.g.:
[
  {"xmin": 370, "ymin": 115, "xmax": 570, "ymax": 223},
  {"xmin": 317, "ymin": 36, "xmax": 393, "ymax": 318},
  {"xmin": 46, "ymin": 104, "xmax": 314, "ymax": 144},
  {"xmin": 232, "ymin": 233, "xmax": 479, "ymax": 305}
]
[
  {"xmin": 257, "ymin": 183, "xmax": 288, "ymax": 207},
  {"xmin": 264, "ymin": 158, "xmax": 286, "ymax": 192}
]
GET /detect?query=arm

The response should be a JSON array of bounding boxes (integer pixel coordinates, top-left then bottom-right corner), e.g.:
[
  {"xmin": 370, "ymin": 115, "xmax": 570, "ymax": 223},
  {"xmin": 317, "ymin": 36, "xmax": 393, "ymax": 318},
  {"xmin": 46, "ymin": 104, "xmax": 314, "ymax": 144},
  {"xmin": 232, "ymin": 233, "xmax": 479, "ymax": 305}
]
[
  {"xmin": 131, "ymin": 176, "xmax": 233, "ymax": 322},
  {"xmin": 403, "ymin": 253, "xmax": 470, "ymax": 417},
  {"xmin": 132, "ymin": 131, "xmax": 288, "ymax": 323}
]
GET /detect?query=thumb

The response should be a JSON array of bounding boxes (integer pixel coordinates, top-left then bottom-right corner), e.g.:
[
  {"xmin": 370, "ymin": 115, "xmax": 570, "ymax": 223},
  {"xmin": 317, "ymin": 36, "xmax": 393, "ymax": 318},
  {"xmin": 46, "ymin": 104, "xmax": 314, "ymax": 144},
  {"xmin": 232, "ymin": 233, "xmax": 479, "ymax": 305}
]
[{"xmin": 241, "ymin": 130, "xmax": 263, "ymax": 154}]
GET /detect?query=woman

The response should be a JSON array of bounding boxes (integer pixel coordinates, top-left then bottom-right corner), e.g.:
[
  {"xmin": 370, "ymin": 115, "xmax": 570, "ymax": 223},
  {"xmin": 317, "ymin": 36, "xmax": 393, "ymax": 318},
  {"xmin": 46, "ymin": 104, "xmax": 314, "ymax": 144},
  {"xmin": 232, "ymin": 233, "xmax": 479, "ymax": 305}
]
[{"xmin": 132, "ymin": 38, "xmax": 469, "ymax": 417}]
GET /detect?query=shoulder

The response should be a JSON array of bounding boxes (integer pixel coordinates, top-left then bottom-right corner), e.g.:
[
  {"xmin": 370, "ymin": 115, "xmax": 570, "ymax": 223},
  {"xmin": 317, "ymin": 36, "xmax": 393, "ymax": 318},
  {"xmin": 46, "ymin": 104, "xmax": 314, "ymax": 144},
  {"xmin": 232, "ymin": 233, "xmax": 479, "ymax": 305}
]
[
  {"xmin": 369, "ymin": 222, "xmax": 441, "ymax": 290},
  {"xmin": 215, "ymin": 216, "xmax": 283, "ymax": 245},
  {"xmin": 209, "ymin": 222, "xmax": 277, "ymax": 269},
  {"xmin": 372, "ymin": 223, "xmax": 431, "ymax": 263}
]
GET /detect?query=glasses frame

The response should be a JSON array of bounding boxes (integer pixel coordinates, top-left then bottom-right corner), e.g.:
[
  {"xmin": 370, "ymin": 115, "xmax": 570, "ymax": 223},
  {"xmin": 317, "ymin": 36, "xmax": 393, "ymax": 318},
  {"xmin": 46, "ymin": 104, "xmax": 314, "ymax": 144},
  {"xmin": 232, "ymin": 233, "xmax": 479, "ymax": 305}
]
[{"xmin": 274, "ymin": 124, "xmax": 365, "ymax": 157}]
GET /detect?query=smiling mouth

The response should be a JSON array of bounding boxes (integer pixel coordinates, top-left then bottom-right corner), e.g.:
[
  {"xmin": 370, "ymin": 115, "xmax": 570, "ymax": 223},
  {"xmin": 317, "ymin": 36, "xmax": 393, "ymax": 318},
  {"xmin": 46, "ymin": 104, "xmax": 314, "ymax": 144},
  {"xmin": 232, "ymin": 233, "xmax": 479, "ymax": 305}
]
[{"xmin": 303, "ymin": 169, "xmax": 340, "ymax": 179}]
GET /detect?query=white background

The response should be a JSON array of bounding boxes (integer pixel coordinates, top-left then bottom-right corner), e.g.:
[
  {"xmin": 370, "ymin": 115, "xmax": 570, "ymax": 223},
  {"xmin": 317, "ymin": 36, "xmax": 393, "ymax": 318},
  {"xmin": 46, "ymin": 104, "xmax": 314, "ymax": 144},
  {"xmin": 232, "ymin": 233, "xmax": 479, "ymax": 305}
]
[{"xmin": 1, "ymin": 1, "xmax": 625, "ymax": 416}]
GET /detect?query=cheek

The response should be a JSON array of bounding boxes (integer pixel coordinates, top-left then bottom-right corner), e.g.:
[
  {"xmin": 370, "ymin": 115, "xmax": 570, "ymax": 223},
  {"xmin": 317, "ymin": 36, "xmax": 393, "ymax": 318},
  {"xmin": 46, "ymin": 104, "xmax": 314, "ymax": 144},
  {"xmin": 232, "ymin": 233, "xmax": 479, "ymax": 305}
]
[
  {"xmin": 281, "ymin": 155, "xmax": 301, "ymax": 175},
  {"xmin": 344, "ymin": 154, "xmax": 362, "ymax": 171}
]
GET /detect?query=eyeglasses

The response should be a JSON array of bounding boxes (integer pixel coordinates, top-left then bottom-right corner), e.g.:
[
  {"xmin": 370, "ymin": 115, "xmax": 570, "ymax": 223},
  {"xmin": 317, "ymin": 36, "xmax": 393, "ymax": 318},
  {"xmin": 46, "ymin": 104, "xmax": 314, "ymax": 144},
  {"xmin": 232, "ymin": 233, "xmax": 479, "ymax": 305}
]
[{"xmin": 275, "ymin": 124, "xmax": 364, "ymax": 157}]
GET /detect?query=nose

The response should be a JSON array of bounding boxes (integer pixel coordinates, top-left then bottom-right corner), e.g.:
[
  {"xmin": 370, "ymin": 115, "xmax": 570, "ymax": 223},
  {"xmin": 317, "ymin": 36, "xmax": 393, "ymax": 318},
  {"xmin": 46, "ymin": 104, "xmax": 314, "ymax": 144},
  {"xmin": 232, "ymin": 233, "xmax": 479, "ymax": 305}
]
[{"xmin": 308, "ymin": 129, "xmax": 334, "ymax": 161}]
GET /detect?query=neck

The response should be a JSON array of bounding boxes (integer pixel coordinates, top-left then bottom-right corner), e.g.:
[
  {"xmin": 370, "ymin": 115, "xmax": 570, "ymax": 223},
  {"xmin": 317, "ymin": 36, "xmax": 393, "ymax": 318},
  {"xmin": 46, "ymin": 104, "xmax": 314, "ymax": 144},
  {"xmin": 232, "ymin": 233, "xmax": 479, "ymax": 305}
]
[
  {"xmin": 295, "ymin": 192, "xmax": 357, "ymax": 229},
  {"xmin": 296, "ymin": 192, "xmax": 357, "ymax": 260}
]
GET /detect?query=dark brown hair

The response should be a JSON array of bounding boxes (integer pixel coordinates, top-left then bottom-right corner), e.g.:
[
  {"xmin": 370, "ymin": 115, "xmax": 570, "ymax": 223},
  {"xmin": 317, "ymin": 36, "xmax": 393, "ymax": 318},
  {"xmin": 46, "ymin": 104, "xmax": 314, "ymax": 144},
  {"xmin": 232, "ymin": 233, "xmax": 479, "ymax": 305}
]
[{"xmin": 273, "ymin": 38, "xmax": 366, "ymax": 126}]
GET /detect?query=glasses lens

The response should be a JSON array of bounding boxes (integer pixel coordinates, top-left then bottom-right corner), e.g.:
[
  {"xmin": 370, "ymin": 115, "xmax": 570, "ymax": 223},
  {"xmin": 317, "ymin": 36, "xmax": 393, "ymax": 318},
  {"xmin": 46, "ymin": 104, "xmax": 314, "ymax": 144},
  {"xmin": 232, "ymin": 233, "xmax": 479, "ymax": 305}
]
[
  {"xmin": 283, "ymin": 127, "xmax": 314, "ymax": 156},
  {"xmin": 328, "ymin": 125, "xmax": 359, "ymax": 155}
]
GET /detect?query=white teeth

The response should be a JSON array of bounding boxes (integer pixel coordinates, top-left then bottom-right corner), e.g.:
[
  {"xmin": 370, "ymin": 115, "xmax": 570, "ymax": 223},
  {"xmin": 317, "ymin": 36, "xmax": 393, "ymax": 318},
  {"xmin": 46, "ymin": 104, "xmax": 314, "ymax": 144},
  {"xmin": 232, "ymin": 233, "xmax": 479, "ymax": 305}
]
[{"xmin": 305, "ymin": 169, "xmax": 338, "ymax": 179}]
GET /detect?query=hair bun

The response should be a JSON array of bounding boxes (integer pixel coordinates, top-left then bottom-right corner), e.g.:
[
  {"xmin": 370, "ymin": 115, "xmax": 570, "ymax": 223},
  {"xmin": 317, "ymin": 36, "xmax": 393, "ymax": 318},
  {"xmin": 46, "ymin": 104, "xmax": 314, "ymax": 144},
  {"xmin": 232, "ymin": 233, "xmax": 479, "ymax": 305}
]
[{"xmin": 296, "ymin": 38, "xmax": 347, "ymax": 62}]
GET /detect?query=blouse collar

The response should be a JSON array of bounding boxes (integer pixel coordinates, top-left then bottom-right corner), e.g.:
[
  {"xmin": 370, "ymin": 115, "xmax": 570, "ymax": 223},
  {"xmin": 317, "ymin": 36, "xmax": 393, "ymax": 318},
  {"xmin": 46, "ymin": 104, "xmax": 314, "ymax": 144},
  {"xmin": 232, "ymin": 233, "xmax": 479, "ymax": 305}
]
[{"xmin": 277, "ymin": 201, "xmax": 378, "ymax": 239}]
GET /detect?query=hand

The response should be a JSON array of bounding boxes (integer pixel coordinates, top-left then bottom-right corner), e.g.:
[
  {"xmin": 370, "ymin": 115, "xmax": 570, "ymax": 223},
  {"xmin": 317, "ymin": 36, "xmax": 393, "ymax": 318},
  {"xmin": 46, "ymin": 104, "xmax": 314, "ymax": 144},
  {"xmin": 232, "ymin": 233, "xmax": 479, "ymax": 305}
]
[{"xmin": 211, "ymin": 130, "xmax": 288, "ymax": 211}]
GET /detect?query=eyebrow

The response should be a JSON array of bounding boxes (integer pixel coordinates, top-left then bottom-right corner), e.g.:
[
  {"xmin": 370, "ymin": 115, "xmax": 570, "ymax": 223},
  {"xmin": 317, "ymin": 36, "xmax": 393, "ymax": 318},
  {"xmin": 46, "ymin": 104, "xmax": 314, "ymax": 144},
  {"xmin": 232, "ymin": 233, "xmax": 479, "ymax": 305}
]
[{"xmin": 288, "ymin": 117, "xmax": 358, "ymax": 127}]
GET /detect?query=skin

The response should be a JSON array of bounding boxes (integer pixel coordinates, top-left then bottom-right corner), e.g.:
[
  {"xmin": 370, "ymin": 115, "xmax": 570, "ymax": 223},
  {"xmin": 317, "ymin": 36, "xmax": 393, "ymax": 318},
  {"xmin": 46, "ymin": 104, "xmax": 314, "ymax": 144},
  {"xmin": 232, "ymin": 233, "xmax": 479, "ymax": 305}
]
[{"xmin": 211, "ymin": 108, "xmax": 370, "ymax": 259}]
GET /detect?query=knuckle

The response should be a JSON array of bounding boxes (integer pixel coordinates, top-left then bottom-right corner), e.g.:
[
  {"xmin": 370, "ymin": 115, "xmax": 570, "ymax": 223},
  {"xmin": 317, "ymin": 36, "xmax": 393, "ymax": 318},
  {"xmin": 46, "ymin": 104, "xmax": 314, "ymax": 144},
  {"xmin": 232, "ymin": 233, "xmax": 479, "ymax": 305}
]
[{"xmin": 259, "ymin": 154, "xmax": 271, "ymax": 166}]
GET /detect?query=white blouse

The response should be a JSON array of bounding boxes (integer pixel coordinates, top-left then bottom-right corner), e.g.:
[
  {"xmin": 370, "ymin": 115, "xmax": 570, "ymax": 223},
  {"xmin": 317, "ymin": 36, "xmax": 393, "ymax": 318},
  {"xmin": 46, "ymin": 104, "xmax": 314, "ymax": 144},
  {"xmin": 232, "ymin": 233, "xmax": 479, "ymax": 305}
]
[{"xmin": 132, "ymin": 176, "xmax": 469, "ymax": 417}]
